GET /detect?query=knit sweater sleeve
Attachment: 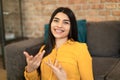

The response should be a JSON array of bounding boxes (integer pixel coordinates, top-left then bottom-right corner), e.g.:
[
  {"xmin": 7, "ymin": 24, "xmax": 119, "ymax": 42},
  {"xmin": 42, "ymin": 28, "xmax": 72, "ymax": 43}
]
[{"xmin": 24, "ymin": 70, "xmax": 40, "ymax": 80}]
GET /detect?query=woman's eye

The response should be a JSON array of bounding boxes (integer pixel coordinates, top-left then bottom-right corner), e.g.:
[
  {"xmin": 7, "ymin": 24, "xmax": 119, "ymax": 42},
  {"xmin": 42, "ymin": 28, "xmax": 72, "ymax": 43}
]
[
  {"xmin": 53, "ymin": 19, "xmax": 58, "ymax": 22},
  {"xmin": 64, "ymin": 21, "xmax": 70, "ymax": 24}
]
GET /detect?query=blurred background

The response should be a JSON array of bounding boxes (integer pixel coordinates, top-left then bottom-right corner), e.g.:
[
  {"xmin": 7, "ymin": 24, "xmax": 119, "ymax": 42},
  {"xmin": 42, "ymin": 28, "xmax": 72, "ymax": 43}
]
[{"xmin": 0, "ymin": 0, "xmax": 120, "ymax": 80}]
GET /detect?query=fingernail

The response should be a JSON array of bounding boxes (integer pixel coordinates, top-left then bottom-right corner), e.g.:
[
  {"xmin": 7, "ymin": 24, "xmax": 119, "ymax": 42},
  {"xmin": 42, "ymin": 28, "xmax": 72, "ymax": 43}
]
[
  {"xmin": 43, "ymin": 50, "xmax": 45, "ymax": 53},
  {"xmin": 23, "ymin": 51, "xmax": 26, "ymax": 54}
]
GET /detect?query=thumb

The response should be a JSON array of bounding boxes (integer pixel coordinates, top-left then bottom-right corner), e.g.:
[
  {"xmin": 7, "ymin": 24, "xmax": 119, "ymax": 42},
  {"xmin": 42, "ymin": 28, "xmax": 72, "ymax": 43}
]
[
  {"xmin": 23, "ymin": 51, "xmax": 31, "ymax": 59},
  {"xmin": 40, "ymin": 50, "xmax": 45, "ymax": 59}
]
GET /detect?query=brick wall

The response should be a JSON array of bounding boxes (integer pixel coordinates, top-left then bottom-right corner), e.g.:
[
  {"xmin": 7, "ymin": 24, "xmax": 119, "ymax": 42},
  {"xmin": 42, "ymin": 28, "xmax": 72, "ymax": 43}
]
[{"xmin": 21, "ymin": 0, "xmax": 120, "ymax": 38}]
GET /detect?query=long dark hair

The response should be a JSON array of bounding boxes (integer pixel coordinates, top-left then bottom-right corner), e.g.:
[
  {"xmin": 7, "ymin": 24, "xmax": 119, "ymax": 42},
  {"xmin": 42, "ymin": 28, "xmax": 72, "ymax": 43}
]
[{"xmin": 43, "ymin": 7, "xmax": 78, "ymax": 57}]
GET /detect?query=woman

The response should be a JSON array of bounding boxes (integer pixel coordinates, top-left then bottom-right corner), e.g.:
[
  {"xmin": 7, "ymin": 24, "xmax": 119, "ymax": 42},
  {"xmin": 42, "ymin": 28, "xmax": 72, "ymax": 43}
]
[{"xmin": 24, "ymin": 7, "xmax": 94, "ymax": 80}]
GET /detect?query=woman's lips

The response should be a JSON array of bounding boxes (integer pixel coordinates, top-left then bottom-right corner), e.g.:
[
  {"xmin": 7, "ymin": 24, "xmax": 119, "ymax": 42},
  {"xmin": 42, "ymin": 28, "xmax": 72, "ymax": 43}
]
[{"xmin": 55, "ymin": 29, "xmax": 64, "ymax": 33}]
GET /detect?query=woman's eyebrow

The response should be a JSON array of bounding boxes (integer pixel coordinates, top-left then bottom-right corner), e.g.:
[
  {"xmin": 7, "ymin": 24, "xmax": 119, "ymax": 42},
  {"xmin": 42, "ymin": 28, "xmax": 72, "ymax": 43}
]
[
  {"xmin": 54, "ymin": 17, "xmax": 70, "ymax": 22},
  {"xmin": 54, "ymin": 17, "xmax": 59, "ymax": 20},
  {"xmin": 63, "ymin": 19, "xmax": 70, "ymax": 22}
]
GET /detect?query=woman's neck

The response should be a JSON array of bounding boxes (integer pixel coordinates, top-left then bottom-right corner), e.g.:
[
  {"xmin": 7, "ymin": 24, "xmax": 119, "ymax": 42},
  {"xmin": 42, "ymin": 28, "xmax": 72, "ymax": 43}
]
[{"xmin": 55, "ymin": 38, "xmax": 68, "ymax": 49}]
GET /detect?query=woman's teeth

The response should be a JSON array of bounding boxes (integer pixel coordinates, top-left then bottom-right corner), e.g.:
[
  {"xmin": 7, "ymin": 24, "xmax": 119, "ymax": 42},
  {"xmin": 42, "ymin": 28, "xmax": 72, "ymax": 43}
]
[{"xmin": 55, "ymin": 29, "xmax": 64, "ymax": 33}]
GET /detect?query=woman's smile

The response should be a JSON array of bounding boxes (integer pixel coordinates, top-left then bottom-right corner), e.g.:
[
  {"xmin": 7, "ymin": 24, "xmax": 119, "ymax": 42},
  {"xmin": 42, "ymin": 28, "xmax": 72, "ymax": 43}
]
[
  {"xmin": 54, "ymin": 28, "xmax": 64, "ymax": 33},
  {"xmin": 51, "ymin": 12, "xmax": 70, "ymax": 40}
]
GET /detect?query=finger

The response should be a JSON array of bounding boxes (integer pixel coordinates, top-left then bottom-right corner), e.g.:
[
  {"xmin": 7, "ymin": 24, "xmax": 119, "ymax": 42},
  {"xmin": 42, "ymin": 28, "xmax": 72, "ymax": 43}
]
[
  {"xmin": 46, "ymin": 59, "xmax": 54, "ymax": 68},
  {"xmin": 36, "ymin": 50, "xmax": 45, "ymax": 62},
  {"xmin": 58, "ymin": 64, "xmax": 62, "ymax": 70},
  {"xmin": 58, "ymin": 65, "xmax": 65, "ymax": 73},
  {"xmin": 46, "ymin": 61, "xmax": 55, "ymax": 70},
  {"xmin": 23, "ymin": 52, "xmax": 34, "ymax": 65},
  {"xmin": 23, "ymin": 51, "xmax": 29, "ymax": 57},
  {"xmin": 34, "ymin": 50, "xmax": 45, "ymax": 59},
  {"xmin": 29, "ymin": 55, "xmax": 33, "ymax": 59},
  {"xmin": 45, "ymin": 59, "xmax": 58, "ymax": 72},
  {"xmin": 39, "ymin": 50, "xmax": 45, "ymax": 59},
  {"xmin": 32, "ymin": 50, "xmax": 46, "ymax": 65},
  {"xmin": 23, "ymin": 51, "xmax": 32, "ymax": 60},
  {"xmin": 48, "ymin": 58, "xmax": 52, "ymax": 64},
  {"xmin": 54, "ymin": 60, "xmax": 58, "ymax": 67}
]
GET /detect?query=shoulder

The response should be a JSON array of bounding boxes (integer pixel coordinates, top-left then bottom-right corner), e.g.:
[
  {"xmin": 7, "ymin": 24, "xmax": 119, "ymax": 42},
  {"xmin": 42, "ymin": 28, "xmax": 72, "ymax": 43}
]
[
  {"xmin": 71, "ymin": 41, "xmax": 88, "ymax": 49},
  {"xmin": 67, "ymin": 40, "xmax": 88, "ymax": 52},
  {"xmin": 67, "ymin": 40, "xmax": 92, "ymax": 59},
  {"xmin": 71, "ymin": 41, "xmax": 89, "ymax": 53},
  {"xmin": 67, "ymin": 39, "xmax": 88, "ymax": 49}
]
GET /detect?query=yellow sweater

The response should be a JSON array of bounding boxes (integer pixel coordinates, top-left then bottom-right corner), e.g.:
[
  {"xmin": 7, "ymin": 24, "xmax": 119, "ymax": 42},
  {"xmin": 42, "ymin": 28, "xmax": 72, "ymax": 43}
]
[{"xmin": 24, "ymin": 40, "xmax": 94, "ymax": 80}]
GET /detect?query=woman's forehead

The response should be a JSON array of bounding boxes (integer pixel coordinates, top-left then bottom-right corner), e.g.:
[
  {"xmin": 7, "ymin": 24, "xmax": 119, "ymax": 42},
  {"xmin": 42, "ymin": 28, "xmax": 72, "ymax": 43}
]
[{"xmin": 54, "ymin": 12, "xmax": 70, "ymax": 21}]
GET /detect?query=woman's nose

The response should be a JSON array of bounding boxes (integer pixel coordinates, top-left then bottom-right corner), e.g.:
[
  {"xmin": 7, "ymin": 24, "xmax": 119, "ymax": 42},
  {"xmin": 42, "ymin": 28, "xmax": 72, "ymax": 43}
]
[{"xmin": 57, "ymin": 21, "xmax": 62, "ymax": 28}]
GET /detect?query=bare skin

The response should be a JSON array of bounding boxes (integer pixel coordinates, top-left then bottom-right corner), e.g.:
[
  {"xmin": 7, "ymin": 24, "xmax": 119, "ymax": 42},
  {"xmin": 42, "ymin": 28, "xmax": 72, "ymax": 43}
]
[
  {"xmin": 46, "ymin": 59, "xmax": 67, "ymax": 80},
  {"xmin": 24, "ymin": 50, "xmax": 45, "ymax": 72}
]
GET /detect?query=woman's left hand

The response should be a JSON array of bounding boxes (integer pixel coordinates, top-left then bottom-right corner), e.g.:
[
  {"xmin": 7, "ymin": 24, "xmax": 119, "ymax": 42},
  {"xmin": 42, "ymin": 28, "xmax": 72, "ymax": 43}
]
[{"xmin": 46, "ymin": 59, "xmax": 67, "ymax": 80}]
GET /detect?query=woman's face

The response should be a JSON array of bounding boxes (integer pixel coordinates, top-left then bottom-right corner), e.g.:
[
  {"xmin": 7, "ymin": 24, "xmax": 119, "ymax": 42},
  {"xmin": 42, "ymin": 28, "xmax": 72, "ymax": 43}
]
[{"xmin": 51, "ymin": 12, "xmax": 70, "ymax": 40}]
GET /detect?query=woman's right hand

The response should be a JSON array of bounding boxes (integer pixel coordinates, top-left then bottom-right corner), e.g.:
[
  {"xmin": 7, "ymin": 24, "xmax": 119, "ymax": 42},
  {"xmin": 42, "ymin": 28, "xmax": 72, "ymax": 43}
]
[{"xmin": 23, "ymin": 50, "xmax": 45, "ymax": 72}]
